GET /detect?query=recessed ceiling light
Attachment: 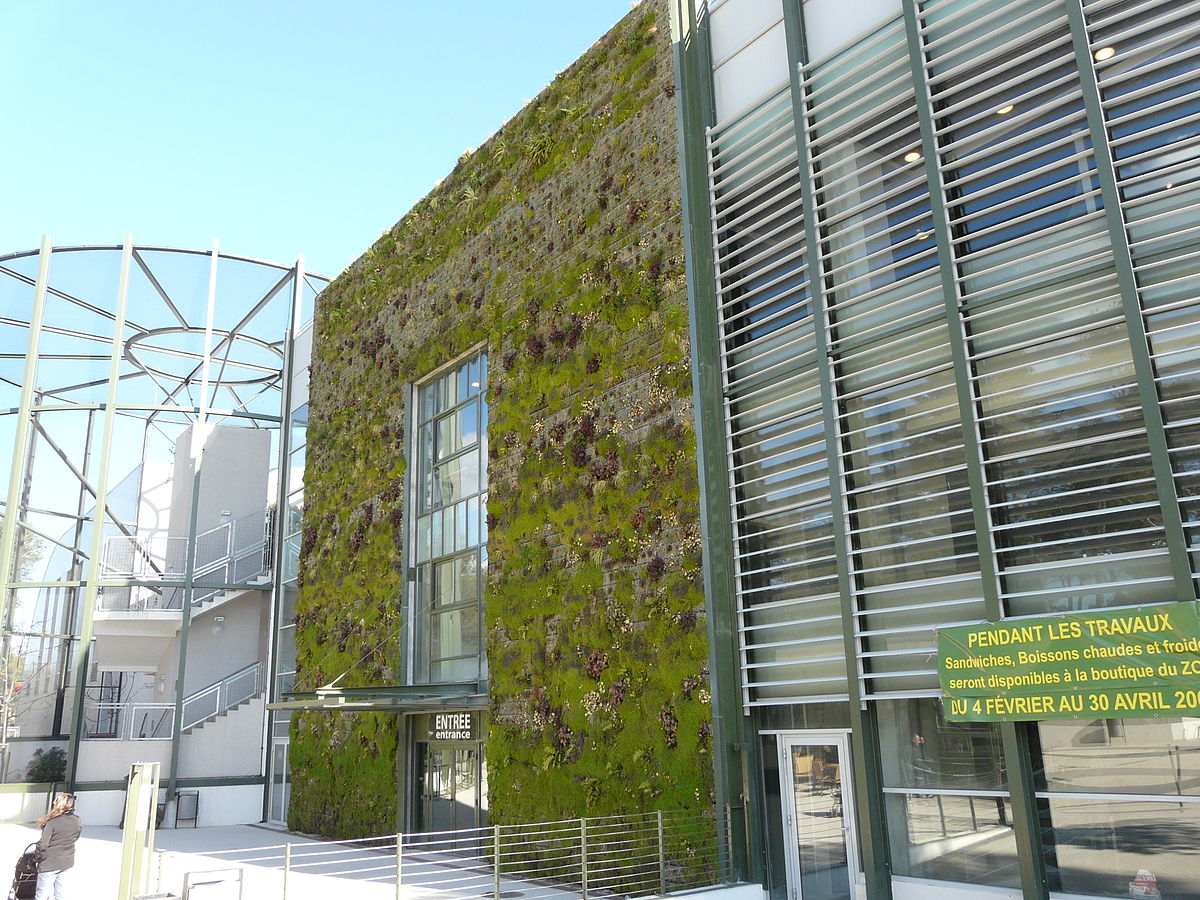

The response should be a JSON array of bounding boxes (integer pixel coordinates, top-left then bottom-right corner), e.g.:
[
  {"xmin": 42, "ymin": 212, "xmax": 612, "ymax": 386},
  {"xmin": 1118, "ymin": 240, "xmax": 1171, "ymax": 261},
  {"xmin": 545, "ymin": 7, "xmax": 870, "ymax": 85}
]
[
  {"xmin": 903, "ymin": 151, "xmax": 922, "ymax": 163},
  {"xmin": 1094, "ymin": 46, "xmax": 1116, "ymax": 61},
  {"xmin": 996, "ymin": 104, "xmax": 1016, "ymax": 115}
]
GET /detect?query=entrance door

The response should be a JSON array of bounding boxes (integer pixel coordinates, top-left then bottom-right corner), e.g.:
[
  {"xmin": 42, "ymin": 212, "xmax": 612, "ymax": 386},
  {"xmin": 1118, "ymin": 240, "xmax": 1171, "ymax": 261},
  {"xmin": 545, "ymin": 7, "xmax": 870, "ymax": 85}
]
[
  {"xmin": 778, "ymin": 732, "xmax": 859, "ymax": 900},
  {"xmin": 268, "ymin": 739, "xmax": 290, "ymax": 825},
  {"xmin": 416, "ymin": 744, "xmax": 483, "ymax": 833}
]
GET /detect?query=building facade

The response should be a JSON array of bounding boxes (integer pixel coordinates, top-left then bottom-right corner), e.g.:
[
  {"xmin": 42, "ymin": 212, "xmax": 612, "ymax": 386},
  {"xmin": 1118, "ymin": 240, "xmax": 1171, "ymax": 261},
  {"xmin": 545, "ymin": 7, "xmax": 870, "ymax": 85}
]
[
  {"xmin": 672, "ymin": 0, "xmax": 1200, "ymax": 898},
  {"xmin": 0, "ymin": 240, "xmax": 325, "ymax": 825},
  {"xmin": 286, "ymin": 0, "xmax": 715, "ymax": 841}
]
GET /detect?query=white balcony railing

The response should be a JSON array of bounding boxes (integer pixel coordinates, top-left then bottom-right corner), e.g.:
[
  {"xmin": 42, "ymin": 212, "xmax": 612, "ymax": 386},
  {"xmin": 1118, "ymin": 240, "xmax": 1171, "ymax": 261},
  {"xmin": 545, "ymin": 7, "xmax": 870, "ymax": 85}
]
[
  {"xmin": 98, "ymin": 509, "xmax": 272, "ymax": 611},
  {"xmin": 82, "ymin": 663, "xmax": 261, "ymax": 740}
]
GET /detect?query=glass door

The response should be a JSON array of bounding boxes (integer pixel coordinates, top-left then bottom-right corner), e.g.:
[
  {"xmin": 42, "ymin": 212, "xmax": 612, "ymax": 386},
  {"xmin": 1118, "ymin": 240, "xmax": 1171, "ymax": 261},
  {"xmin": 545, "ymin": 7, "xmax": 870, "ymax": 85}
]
[
  {"xmin": 268, "ymin": 738, "xmax": 290, "ymax": 825},
  {"xmin": 778, "ymin": 732, "xmax": 859, "ymax": 900},
  {"xmin": 417, "ymin": 744, "xmax": 483, "ymax": 833}
]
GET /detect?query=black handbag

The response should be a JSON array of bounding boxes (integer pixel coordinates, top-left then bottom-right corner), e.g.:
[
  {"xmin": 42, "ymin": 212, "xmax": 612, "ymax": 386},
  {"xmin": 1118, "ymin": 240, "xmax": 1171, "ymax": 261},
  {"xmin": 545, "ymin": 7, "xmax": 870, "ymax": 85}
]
[{"xmin": 8, "ymin": 842, "xmax": 38, "ymax": 900}]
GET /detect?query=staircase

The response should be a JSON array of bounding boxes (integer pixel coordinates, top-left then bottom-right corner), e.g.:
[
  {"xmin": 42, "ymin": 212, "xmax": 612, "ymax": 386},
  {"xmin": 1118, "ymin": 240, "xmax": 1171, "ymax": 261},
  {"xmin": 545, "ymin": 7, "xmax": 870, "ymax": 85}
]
[
  {"xmin": 180, "ymin": 662, "xmax": 263, "ymax": 732},
  {"xmin": 190, "ymin": 573, "xmax": 273, "ymax": 619},
  {"xmin": 80, "ymin": 662, "xmax": 264, "ymax": 741},
  {"xmin": 178, "ymin": 692, "xmax": 267, "ymax": 779}
]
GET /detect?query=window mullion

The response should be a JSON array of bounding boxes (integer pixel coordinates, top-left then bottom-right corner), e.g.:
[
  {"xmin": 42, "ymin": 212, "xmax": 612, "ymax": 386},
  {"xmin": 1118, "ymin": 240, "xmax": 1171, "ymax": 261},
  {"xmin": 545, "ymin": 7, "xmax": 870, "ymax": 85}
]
[{"xmin": 1065, "ymin": 0, "xmax": 1193, "ymax": 601}]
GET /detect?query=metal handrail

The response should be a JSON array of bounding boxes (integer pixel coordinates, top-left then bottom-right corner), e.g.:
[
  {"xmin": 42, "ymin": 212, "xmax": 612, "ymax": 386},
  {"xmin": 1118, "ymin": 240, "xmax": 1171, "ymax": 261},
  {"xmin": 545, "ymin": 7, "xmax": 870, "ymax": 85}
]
[
  {"xmin": 154, "ymin": 808, "xmax": 727, "ymax": 900},
  {"xmin": 82, "ymin": 662, "xmax": 261, "ymax": 740},
  {"xmin": 99, "ymin": 508, "xmax": 272, "ymax": 589}
]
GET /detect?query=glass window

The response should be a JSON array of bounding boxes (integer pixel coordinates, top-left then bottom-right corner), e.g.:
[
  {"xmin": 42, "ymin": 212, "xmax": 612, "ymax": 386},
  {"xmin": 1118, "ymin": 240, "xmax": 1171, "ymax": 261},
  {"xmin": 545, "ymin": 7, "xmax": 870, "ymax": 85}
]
[
  {"xmin": 877, "ymin": 699, "xmax": 1017, "ymax": 887},
  {"xmin": 1041, "ymin": 796, "xmax": 1200, "ymax": 899},
  {"xmin": 885, "ymin": 793, "xmax": 1020, "ymax": 887},
  {"xmin": 1034, "ymin": 717, "xmax": 1200, "ymax": 797},
  {"xmin": 877, "ymin": 698, "xmax": 1007, "ymax": 792},
  {"xmin": 411, "ymin": 350, "xmax": 488, "ymax": 684}
]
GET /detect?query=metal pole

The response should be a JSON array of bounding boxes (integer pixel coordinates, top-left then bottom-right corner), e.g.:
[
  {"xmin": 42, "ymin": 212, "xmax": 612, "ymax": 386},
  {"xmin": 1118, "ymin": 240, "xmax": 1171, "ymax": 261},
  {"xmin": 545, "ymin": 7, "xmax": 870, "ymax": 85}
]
[
  {"xmin": 494, "ymin": 824, "xmax": 502, "ymax": 898},
  {"xmin": 1063, "ymin": 0, "xmax": 1194, "ymax": 601},
  {"xmin": 657, "ymin": 810, "xmax": 667, "ymax": 896},
  {"xmin": 261, "ymin": 256, "xmax": 306, "ymax": 824},
  {"xmin": 395, "ymin": 833, "xmax": 403, "ymax": 900},
  {"xmin": 165, "ymin": 239, "xmax": 219, "ymax": 819},
  {"xmin": 283, "ymin": 843, "xmax": 290, "ymax": 900},
  {"xmin": 117, "ymin": 761, "xmax": 159, "ymax": 900},
  {"xmin": 0, "ymin": 236, "xmax": 51, "ymax": 632},
  {"xmin": 580, "ymin": 818, "xmax": 589, "ymax": 900},
  {"xmin": 670, "ymin": 0, "xmax": 757, "ymax": 882},
  {"xmin": 67, "ymin": 236, "xmax": 133, "ymax": 789}
]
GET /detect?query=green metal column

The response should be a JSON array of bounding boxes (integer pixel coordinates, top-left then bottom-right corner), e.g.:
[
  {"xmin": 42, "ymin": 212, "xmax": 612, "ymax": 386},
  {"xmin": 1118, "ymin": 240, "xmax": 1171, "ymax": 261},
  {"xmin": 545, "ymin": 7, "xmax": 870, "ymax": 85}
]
[
  {"xmin": 0, "ymin": 237, "xmax": 52, "ymax": 633},
  {"xmin": 780, "ymin": 6, "xmax": 893, "ymax": 897},
  {"xmin": 67, "ymin": 236, "xmax": 134, "ymax": 788},
  {"xmin": 669, "ymin": 0, "xmax": 759, "ymax": 884},
  {"xmin": 262, "ymin": 258, "xmax": 306, "ymax": 824},
  {"xmin": 164, "ymin": 240, "xmax": 221, "ymax": 816},
  {"xmin": 900, "ymin": 4, "xmax": 1049, "ymax": 897},
  {"xmin": 1063, "ymin": 0, "xmax": 1194, "ymax": 602}
]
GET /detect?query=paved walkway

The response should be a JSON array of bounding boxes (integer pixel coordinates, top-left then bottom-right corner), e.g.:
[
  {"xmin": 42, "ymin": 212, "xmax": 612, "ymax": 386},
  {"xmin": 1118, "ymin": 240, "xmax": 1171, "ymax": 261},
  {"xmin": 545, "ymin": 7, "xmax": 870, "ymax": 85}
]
[
  {"xmin": 0, "ymin": 822, "xmax": 756, "ymax": 900},
  {"xmin": 0, "ymin": 821, "xmax": 586, "ymax": 899}
]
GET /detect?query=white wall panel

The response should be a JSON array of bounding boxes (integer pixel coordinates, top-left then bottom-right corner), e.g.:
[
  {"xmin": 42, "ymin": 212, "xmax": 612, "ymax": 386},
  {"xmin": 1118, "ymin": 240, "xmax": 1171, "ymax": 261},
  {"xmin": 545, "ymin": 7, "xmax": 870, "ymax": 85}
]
[
  {"xmin": 713, "ymin": 20, "xmax": 789, "ymax": 122},
  {"xmin": 803, "ymin": 0, "xmax": 901, "ymax": 63},
  {"xmin": 709, "ymin": 0, "xmax": 784, "ymax": 67}
]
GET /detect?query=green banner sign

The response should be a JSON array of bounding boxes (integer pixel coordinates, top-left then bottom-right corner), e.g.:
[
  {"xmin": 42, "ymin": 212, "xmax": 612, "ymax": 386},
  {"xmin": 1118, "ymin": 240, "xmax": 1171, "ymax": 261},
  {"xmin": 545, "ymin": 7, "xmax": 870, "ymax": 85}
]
[{"xmin": 939, "ymin": 601, "xmax": 1200, "ymax": 722}]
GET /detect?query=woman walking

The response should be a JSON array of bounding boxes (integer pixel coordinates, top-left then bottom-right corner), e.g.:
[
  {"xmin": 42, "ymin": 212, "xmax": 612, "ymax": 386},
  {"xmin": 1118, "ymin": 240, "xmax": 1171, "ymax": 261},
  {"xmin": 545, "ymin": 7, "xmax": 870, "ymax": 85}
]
[{"xmin": 33, "ymin": 794, "xmax": 81, "ymax": 900}]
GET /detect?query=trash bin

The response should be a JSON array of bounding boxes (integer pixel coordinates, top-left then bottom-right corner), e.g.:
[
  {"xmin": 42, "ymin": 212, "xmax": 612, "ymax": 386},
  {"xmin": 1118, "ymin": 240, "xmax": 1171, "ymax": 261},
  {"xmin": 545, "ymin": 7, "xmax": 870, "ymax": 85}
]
[{"xmin": 175, "ymin": 790, "xmax": 199, "ymax": 828}]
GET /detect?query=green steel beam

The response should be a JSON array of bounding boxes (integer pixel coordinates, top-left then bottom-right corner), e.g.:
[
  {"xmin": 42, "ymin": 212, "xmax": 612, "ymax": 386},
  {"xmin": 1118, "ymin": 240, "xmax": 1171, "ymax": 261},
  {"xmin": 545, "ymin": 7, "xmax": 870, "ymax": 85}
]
[
  {"xmin": 781, "ymin": 7, "xmax": 893, "ymax": 898},
  {"xmin": 400, "ymin": 381, "xmax": 417, "ymax": 685},
  {"xmin": 1063, "ymin": 0, "xmax": 1194, "ymax": 602},
  {"xmin": 0, "ymin": 237, "xmax": 51, "ymax": 633},
  {"xmin": 262, "ymin": 258, "xmax": 306, "ymax": 825},
  {"xmin": 900, "ymin": 4, "xmax": 1049, "ymax": 897},
  {"xmin": 72, "ymin": 774, "xmax": 268, "ymax": 792},
  {"xmin": 164, "ymin": 241, "xmax": 221, "ymax": 818},
  {"xmin": 1, "ymin": 276, "xmax": 48, "ymax": 789},
  {"xmin": 67, "ymin": 236, "xmax": 134, "ymax": 789},
  {"xmin": 396, "ymin": 714, "xmax": 413, "ymax": 832},
  {"xmin": 670, "ymin": 0, "xmax": 758, "ymax": 883}
]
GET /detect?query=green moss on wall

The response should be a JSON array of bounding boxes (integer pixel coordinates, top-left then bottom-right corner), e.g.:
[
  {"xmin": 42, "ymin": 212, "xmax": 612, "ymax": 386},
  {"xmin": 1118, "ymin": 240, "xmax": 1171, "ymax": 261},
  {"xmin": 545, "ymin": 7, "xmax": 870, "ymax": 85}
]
[{"xmin": 292, "ymin": 0, "xmax": 711, "ymax": 838}]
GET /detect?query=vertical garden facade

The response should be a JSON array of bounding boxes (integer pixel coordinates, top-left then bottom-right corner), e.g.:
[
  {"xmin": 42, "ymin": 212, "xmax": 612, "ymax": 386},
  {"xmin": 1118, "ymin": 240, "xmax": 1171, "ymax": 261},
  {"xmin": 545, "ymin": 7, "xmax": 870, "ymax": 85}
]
[
  {"xmin": 673, "ymin": 0, "xmax": 1200, "ymax": 898},
  {"xmin": 289, "ymin": 0, "xmax": 714, "ymax": 839}
]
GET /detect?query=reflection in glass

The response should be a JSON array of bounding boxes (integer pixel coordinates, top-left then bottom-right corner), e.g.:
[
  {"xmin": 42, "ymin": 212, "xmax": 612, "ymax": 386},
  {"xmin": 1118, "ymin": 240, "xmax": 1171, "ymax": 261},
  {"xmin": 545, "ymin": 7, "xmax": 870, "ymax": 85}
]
[
  {"xmin": 787, "ymin": 743, "xmax": 851, "ymax": 900},
  {"xmin": 1042, "ymin": 796, "xmax": 1200, "ymax": 900},
  {"xmin": 885, "ymin": 794, "xmax": 1019, "ymax": 888},
  {"xmin": 1035, "ymin": 717, "xmax": 1200, "ymax": 797},
  {"xmin": 878, "ymin": 698, "xmax": 1006, "ymax": 792}
]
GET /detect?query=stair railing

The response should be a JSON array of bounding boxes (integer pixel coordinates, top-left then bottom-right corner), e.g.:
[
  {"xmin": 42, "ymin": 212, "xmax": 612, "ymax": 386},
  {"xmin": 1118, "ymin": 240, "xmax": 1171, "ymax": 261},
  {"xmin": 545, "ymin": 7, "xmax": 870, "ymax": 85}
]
[{"xmin": 82, "ymin": 662, "xmax": 262, "ymax": 740}]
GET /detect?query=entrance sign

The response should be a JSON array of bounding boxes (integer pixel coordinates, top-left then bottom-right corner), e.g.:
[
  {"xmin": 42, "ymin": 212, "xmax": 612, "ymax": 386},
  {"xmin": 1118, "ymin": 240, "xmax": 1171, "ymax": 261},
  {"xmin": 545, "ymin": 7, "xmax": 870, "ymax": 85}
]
[
  {"xmin": 939, "ymin": 601, "xmax": 1200, "ymax": 722},
  {"xmin": 418, "ymin": 711, "xmax": 478, "ymax": 741}
]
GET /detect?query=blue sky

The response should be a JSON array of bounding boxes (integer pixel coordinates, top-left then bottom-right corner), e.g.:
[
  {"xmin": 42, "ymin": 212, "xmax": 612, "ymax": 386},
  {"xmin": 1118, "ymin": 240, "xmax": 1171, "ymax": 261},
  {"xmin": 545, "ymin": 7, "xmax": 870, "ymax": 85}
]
[{"xmin": 1, "ymin": 1, "xmax": 641, "ymax": 277}]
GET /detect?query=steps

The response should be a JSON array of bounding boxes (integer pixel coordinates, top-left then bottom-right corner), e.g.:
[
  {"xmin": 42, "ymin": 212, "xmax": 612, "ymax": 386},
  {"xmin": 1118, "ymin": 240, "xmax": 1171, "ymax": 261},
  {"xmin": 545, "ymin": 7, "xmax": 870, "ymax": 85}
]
[{"xmin": 183, "ymin": 692, "xmax": 263, "ymax": 735}]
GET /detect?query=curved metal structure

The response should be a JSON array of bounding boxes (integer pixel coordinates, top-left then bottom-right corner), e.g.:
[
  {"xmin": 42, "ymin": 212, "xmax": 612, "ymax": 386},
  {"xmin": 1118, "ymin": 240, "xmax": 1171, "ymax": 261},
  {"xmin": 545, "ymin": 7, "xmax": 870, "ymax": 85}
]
[{"xmin": 0, "ymin": 239, "xmax": 327, "ymax": 819}]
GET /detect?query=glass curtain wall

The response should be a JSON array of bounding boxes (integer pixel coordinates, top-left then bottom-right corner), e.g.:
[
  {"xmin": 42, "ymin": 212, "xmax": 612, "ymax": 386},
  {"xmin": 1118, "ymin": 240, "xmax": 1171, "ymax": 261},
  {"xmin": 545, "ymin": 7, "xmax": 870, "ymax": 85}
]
[
  {"xmin": 690, "ymin": 0, "xmax": 1200, "ymax": 895},
  {"xmin": 410, "ymin": 352, "xmax": 489, "ymax": 685}
]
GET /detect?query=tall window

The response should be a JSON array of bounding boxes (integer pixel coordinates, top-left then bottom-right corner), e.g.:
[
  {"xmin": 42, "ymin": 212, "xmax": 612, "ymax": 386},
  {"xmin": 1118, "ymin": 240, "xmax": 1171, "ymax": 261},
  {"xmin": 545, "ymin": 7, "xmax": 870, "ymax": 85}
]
[{"xmin": 411, "ymin": 351, "xmax": 488, "ymax": 684}]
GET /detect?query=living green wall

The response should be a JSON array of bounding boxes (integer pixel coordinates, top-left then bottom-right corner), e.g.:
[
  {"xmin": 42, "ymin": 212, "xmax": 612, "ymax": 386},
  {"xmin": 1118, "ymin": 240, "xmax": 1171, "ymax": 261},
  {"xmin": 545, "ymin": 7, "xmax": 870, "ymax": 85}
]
[{"xmin": 291, "ymin": 0, "xmax": 712, "ymax": 838}]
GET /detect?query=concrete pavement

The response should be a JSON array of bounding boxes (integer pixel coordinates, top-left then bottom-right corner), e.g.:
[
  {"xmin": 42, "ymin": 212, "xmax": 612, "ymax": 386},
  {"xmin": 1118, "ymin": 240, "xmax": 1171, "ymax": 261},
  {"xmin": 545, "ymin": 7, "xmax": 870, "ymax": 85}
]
[{"xmin": 0, "ymin": 821, "xmax": 761, "ymax": 900}]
